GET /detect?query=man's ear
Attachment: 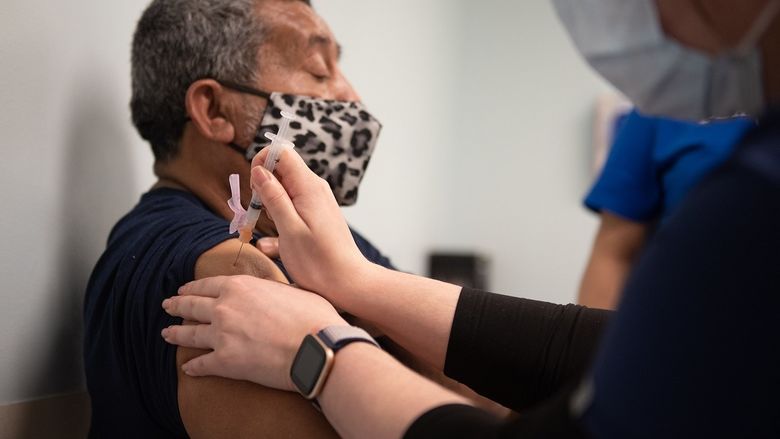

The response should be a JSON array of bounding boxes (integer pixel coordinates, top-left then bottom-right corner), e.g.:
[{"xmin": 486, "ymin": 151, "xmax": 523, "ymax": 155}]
[{"xmin": 185, "ymin": 79, "xmax": 236, "ymax": 144}]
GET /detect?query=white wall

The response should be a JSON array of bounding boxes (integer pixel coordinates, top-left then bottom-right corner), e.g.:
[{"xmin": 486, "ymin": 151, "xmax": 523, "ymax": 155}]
[
  {"xmin": 322, "ymin": 0, "xmax": 612, "ymax": 302},
  {"xmin": 0, "ymin": 0, "xmax": 608, "ymax": 405},
  {"xmin": 316, "ymin": 0, "xmax": 462, "ymax": 276},
  {"xmin": 0, "ymin": 0, "xmax": 154, "ymax": 404},
  {"xmin": 439, "ymin": 0, "xmax": 612, "ymax": 302}
]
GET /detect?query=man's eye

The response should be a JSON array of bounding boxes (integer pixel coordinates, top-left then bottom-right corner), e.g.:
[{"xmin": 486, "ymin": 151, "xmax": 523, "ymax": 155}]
[{"xmin": 306, "ymin": 53, "xmax": 331, "ymax": 82}]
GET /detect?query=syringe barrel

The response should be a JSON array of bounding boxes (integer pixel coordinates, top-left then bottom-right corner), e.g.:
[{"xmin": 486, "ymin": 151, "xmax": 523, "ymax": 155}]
[
  {"xmin": 249, "ymin": 192, "xmax": 263, "ymax": 210},
  {"xmin": 245, "ymin": 206, "xmax": 261, "ymax": 227},
  {"xmin": 262, "ymin": 111, "xmax": 295, "ymax": 174},
  {"xmin": 238, "ymin": 192, "xmax": 263, "ymax": 242},
  {"xmin": 263, "ymin": 141, "xmax": 292, "ymax": 173}
]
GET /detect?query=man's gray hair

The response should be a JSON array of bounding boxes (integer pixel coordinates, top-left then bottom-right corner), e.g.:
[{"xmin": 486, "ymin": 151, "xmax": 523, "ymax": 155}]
[{"xmin": 130, "ymin": 0, "xmax": 265, "ymax": 162}]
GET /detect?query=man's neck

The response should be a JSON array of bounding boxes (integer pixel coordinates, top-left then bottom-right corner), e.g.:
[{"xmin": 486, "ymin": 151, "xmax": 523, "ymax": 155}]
[
  {"xmin": 152, "ymin": 148, "xmax": 278, "ymax": 236},
  {"xmin": 153, "ymin": 149, "xmax": 238, "ymax": 223}
]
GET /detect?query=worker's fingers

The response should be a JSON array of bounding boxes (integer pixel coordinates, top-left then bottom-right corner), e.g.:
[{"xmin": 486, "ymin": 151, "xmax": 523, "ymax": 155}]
[
  {"xmin": 251, "ymin": 166, "xmax": 307, "ymax": 236},
  {"xmin": 274, "ymin": 148, "xmax": 327, "ymax": 199},
  {"xmin": 249, "ymin": 146, "xmax": 270, "ymax": 171},
  {"xmin": 255, "ymin": 237, "xmax": 280, "ymax": 258},
  {"xmin": 161, "ymin": 323, "xmax": 215, "ymax": 350},
  {"xmin": 178, "ymin": 275, "xmax": 231, "ymax": 298},
  {"xmin": 252, "ymin": 147, "xmax": 322, "ymax": 200},
  {"xmin": 162, "ymin": 295, "xmax": 215, "ymax": 323},
  {"xmin": 180, "ymin": 351, "xmax": 220, "ymax": 377}
]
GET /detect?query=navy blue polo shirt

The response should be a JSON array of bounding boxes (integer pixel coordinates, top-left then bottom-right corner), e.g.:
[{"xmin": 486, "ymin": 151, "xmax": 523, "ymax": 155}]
[
  {"xmin": 83, "ymin": 188, "xmax": 393, "ymax": 438},
  {"xmin": 585, "ymin": 109, "xmax": 754, "ymax": 222}
]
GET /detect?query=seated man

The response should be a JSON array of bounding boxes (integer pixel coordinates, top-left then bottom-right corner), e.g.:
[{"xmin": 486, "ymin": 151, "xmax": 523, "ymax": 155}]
[{"xmin": 83, "ymin": 0, "xmax": 391, "ymax": 437}]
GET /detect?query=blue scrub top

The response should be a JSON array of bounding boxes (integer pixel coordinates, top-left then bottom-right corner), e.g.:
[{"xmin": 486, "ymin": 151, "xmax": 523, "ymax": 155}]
[{"xmin": 584, "ymin": 109, "xmax": 755, "ymax": 222}]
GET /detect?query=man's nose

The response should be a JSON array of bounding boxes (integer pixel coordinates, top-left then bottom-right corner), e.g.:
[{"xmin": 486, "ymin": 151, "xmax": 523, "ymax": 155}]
[{"xmin": 330, "ymin": 70, "xmax": 361, "ymax": 102}]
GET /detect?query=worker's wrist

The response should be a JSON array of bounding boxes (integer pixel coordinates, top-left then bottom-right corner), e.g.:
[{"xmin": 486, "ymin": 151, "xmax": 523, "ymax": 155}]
[
  {"xmin": 309, "ymin": 315, "xmax": 349, "ymax": 337},
  {"xmin": 316, "ymin": 340, "xmax": 383, "ymax": 408},
  {"xmin": 283, "ymin": 316, "xmax": 348, "ymax": 392},
  {"xmin": 316, "ymin": 339, "xmax": 472, "ymax": 428},
  {"xmin": 331, "ymin": 261, "xmax": 386, "ymax": 313}
]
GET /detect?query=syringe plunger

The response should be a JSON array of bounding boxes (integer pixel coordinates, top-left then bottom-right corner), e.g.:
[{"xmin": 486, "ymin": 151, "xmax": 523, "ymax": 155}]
[{"xmin": 263, "ymin": 110, "xmax": 296, "ymax": 173}]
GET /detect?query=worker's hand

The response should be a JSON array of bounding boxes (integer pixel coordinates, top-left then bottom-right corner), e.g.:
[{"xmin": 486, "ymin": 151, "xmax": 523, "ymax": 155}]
[
  {"xmin": 161, "ymin": 275, "xmax": 347, "ymax": 391},
  {"xmin": 250, "ymin": 148, "xmax": 377, "ymax": 304},
  {"xmin": 255, "ymin": 237, "xmax": 279, "ymax": 258}
]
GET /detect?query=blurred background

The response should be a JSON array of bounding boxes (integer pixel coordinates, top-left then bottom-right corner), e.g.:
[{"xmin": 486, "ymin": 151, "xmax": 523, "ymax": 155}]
[{"xmin": 0, "ymin": 0, "xmax": 612, "ymax": 435}]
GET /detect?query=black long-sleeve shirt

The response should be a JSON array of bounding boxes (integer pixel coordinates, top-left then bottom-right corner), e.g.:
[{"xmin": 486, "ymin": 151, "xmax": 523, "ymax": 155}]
[
  {"xmin": 405, "ymin": 108, "xmax": 780, "ymax": 438},
  {"xmin": 406, "ymin": 291, "xmax": 609, "ymax": 439}
]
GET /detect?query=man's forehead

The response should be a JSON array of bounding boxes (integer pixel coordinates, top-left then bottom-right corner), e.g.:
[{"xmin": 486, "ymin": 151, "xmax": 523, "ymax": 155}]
[
  {"xmin": 309, "ymin": 34, "xmax": 342, "ymax": 59},
  {"xmin": 256, "ymin": 0, "xmax": 339, "ymax": 54}
]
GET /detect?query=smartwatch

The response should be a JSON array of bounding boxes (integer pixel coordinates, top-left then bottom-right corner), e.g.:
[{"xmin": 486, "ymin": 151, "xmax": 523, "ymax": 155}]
[{"xmin": 290, "ymin": 325, "xmax": 379, "ymax": 400}]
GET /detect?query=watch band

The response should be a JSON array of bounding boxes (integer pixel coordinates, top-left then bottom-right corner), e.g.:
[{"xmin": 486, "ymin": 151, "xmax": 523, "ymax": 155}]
[
  {"xmin": 312, "ymin": 326, "xmax": 379, "ymax": 406},
  {"xmin": 317, "ymin": 326, "xmax": 380, "ymax": 352},
  {"xmin": 290, "ymin": 325, "xmax": 380, "ymax": 403}
]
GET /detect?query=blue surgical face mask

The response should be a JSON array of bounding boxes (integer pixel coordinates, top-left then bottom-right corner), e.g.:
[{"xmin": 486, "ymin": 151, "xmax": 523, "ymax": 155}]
[{"xmin": 553, "ymin": 0, "xmax": 779, "ymax": 121}]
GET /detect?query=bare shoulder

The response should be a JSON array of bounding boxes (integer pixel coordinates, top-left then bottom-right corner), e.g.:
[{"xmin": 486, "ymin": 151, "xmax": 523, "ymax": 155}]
[
  {"xmin": 178, "ymin": 238, "xmax": 338, "ymax": 438},
  {"xmin": 194, "ymin": 238, "xmax": 288, "ymax": 282},
  {"xmin": 177, "ymin": 348, "xmax": 337, "ymax": 438}
]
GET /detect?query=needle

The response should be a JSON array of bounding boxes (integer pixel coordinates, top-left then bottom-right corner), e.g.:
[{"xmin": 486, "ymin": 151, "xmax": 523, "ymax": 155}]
[{"xmin": 233, "ymin": 242, "xmax": 245, "ymax": 266}]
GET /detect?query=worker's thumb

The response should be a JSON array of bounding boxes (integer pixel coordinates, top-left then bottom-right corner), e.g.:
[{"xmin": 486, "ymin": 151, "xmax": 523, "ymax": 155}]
[
  {"xmin": 255, "ymin": 237, "xmax": 279, "ymax": 258},
  {"xmin": 251, "ymin": 166, "xmax": 304, "ymax": 235}
]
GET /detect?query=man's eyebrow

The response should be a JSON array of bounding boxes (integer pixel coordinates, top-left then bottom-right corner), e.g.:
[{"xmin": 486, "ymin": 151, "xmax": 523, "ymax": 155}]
[{"xmin": 309, "ymin": 34, "xmax": 342, "ymax": 59}]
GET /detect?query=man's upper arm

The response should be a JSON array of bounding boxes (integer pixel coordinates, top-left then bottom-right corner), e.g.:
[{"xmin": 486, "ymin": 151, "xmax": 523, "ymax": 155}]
[{"xmin": 178, "ymin": 238, "xmax": 338, "ymax": 438}]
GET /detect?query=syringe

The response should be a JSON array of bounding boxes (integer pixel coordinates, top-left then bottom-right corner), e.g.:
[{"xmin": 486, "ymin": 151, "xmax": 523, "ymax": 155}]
[{"xmin": 233, "ymin": 110, "xmax": 296, "ymax": 264}]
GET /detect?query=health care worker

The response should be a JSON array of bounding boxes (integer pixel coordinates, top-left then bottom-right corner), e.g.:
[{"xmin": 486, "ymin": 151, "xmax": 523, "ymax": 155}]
[
  {"xmin": 578, "ymin": 111, "xmax": 755, "ymax": 309},
  {"xmin": 160, "ymin": 1, "xmax": 780, "ymax": 437}
]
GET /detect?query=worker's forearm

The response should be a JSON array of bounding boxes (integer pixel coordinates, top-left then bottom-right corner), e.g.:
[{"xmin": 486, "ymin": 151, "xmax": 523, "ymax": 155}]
[
  {"xmin": 577, "ymin": 254, "xmax": 629, "ymax": 309},
  {"xmin": 319, "ymin": 342, "xmax": 469, "ymax": 439},
  {"xmin": 337, "ymin": 264, "xmax": 462, "ymax": 371},
  {"xmin": 578, "ymin": 213, "xmax": 648, "ymax": 309}
]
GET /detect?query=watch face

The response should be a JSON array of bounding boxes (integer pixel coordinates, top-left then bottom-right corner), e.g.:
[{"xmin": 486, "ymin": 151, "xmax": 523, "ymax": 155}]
[{"xmin": 291, "ymin": 335, "xmax": 328, "ymax": 397}]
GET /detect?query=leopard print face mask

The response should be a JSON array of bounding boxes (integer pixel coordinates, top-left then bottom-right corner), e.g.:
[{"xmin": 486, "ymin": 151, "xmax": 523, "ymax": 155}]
[{"xmin": 221, "ymin": 81, "xmax": 382, "ymax": 206}]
